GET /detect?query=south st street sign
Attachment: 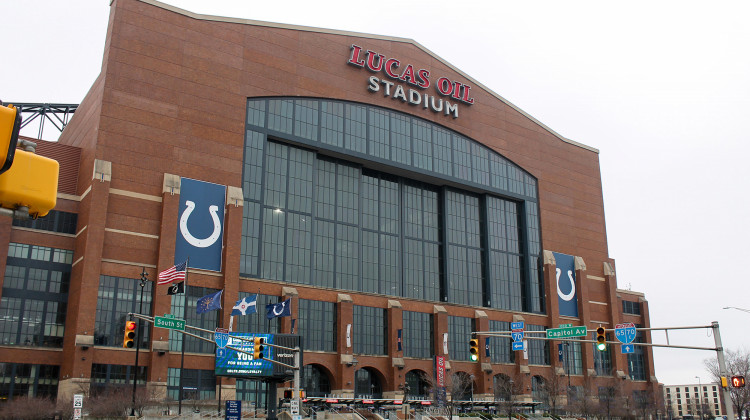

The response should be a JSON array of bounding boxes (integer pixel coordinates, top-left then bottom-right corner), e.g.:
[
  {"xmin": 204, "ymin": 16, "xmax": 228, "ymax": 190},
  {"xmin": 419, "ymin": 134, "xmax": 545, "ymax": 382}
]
[{"xmin": 348, "ymin": 45, "xmax": 475, "ymax": 119}]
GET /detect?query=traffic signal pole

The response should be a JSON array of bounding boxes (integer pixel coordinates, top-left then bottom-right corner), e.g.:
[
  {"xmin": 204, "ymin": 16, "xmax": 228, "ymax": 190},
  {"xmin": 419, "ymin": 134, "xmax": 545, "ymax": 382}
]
[{"xmin": 713, "ymin": 321, "xmax": 736, "ymax": 420}]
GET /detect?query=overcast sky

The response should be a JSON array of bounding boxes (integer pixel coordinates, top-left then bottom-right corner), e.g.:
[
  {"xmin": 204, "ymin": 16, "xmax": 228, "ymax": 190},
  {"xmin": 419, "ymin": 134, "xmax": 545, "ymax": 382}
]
[{"xmin": 2, "ymin": 0, "xmax": 749, "ymax": 386}]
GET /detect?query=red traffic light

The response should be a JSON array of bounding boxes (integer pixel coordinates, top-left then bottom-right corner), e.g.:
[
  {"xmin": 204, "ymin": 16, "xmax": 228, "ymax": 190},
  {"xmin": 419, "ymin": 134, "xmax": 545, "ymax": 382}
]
[
  {"xmin": 123, "ymin": 320, "xmax": 137, "ymax": 348},
  {"xmin": 731, "ymin": 375, "xmax": 746, "ymax": 388}
]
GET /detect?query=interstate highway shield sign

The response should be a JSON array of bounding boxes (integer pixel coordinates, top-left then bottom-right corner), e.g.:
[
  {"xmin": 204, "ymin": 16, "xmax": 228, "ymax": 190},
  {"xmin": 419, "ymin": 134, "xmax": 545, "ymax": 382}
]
[{"xmin": 614, "ymin": 323, "xmax": 636, "ymax": 344}]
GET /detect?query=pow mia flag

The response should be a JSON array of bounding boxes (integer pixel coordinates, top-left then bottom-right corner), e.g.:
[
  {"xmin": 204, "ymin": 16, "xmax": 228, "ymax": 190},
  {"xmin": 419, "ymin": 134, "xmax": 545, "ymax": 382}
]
[{"xmin": 167, "ymin": 281, "xmax": 184, "ymax": 295}]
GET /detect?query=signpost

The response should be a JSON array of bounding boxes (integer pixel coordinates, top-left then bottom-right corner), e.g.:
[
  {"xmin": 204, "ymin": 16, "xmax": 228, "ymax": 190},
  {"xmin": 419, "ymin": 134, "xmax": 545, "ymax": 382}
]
[
  {"xmin": 73, "ymin": 394, "xmax": 83, "ymax": 420},
  {"xmin": 546, "ymin": 325, "xmax": 587, "ymax": 339},
  {"xmin": 214, "ymin": 328, "xmax": 229, "ymax": 349},
  {"xmin": 621, "ymin": 344, "xmax": 635, "ymax": 354},
  {"xmin": 226, "ymin": 400, "xmax": 241, "ymax": 420},
  {"xmin": 511, "ymin": 321, "xmax": 524, "ymax": 351},
  {"xmin": 154, "ymin": 315, "xmax": 185, "ymax": 331}
]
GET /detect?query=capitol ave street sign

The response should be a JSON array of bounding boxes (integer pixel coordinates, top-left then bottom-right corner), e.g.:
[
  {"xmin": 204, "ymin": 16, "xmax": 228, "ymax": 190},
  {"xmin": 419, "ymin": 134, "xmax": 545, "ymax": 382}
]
[{"xmin": 546, "ymin": 326, "xmax": 587, "ymax": 339}]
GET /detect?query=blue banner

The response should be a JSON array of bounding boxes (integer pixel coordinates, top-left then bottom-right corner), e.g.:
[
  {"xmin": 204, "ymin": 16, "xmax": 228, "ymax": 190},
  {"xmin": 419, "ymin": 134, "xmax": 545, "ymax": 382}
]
[
  {"xmin": 175, "ymin": 178, "xmax": 226, "ymax": 272},
  {"xmin": 552, "ymin": 252, "xmax": 578, "ymax": 317}
]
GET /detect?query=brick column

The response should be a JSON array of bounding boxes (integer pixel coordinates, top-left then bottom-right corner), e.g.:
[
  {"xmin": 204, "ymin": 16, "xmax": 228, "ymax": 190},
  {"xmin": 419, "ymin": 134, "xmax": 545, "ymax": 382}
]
[
  {"xmin": 58, "ymin": 159, "xmax": 112, "ymax": 400},
  {"xmin": 604, "ymin": 261, "xmax": 627, "ymax": 379},
  {"xmin": 334, "ymin": 294, "xmax": 354, "ymax": 397},
  {"xmin": 385, "ymin": 299, "xmax": 403, "ymax": 400}
]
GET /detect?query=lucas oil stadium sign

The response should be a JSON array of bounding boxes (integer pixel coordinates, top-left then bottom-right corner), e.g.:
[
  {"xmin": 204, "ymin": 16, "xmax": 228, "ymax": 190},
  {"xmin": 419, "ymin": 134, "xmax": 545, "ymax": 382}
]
[{"xmin": 348, "ymin": 45, "xmax": 475, "ymax": 119}]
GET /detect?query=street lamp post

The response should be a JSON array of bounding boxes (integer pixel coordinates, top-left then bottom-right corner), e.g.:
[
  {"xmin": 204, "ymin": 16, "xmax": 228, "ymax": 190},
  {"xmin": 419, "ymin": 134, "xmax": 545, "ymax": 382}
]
[
  {"xmin": 723, "ymin": 306, "xmax": 750, "ymax": 314},
  {"xmin": 695, "ymin": 376, "xmax": 703, "ymax": 420},
  {"xmin": 131, "ymin": 268, "xmax": 148, "ymax": 417}
]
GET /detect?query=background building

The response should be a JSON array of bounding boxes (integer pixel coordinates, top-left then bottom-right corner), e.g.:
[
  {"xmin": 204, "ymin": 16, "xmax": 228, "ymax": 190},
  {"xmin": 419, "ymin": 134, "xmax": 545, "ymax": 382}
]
[
  {"xmin": 663, "ymin": 383, "xmax": 726, "ymax": 419},
  {"xmin": 0, "ymin": 0, "xmax": 659, "ymax": 413}
]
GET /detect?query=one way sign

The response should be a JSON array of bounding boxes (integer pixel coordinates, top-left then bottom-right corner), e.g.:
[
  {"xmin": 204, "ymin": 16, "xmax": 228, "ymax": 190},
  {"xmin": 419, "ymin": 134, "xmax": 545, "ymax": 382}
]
[{"xmin": 621, "ymin": 344, "xmax": 634, "ymax": 354}]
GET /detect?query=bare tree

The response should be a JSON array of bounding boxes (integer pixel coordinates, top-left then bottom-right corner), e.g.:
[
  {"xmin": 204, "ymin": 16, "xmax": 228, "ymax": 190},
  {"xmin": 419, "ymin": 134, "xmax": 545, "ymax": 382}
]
[
  {"xmin": 704, "ymin": 347, "xmax": 750, "ymax": 417},
  {"xmin": 596, "ymin": 377, "xmax": 627, "ymax": 420},
  {"xmin": 566, "ymin": 374, "xmax": 596, "ymax": 419},
  {"xmin": 493, "ymin": 373, "xmax": 524, "ymax": 420},
  {"xmin": 541, "ymin": 369, "xmax": 568, "ymax": 416}
]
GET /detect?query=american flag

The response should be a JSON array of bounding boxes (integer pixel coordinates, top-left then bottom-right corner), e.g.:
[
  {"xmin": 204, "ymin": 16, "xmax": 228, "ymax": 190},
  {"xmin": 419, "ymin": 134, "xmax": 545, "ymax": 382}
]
[{"xmin": 157, "ymin": 260, "xmax": 187, "ymax": 285}]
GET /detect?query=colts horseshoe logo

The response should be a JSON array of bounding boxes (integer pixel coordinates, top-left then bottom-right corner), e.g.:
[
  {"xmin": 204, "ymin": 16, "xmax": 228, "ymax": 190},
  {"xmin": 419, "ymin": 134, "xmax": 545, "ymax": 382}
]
[
  {"xmin": 273, "ymin": 300, "xmax": 288, "ymax": 316},
  {"xmin": 179, "ymin": 200, "xmax": 222, "ymax": 248},
  {"xmin": 556, "ymin": 267, "xmax": 576, "ymax": 301}
]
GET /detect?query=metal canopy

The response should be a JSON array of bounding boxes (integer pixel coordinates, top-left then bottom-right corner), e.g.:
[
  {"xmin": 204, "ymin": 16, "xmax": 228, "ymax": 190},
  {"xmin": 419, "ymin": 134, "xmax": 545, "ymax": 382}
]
[{"xmin": 5, "ymin": 102, "xmax": 78, "ymax": 139}]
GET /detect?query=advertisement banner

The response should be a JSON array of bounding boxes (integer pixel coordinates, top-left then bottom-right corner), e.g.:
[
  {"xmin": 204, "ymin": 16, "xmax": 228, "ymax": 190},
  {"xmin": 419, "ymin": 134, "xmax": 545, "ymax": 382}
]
[
  {"xmin": 215, "ymin": 333, "xmax": 300, "ymax": 379},
  {"xmin": 552, "ymin": 251, "xmax": 578, "ymax": 317},
  {"xmin": 175, "ymin": 178, "xmax": 226, "ymax": 272},
  {"xmin": 435, "ymin": 356, "xmax": 445, "ymax": 387}
]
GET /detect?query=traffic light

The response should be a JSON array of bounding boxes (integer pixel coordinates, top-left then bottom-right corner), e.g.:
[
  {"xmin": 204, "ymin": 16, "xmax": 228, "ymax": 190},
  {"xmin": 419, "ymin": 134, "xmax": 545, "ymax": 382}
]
[
  {"xmin": 721, "ymin": 377, "xmax": 728, "ymax": 388},
  {"xmin": 731, "ymin": 375, "xmax": 746, "ymax": 388},
  {"xmin": 596, "ymin": 326, "xmax": 606, "ymax": 351},
  {"xmin": 0, "ymin": 103, "xmax": 21, "ymax": 175},
  {"xmin": 253, "ymin": 336, "xmax": 265, "ymax": 360},
  {"xmin": 0, "ymin": 149, "xmax": 59, "ymax": 218},
  {"xmin": 469, "ymin": 337, "xmax": 480, "ymax": 361},
  {"xmin": 123, "ymin": 320, "xmax": 136, "ymax": 348}
]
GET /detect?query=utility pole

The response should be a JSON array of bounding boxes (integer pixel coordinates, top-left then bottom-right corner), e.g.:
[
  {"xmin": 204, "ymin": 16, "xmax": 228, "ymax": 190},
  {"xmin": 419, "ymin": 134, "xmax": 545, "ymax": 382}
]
[{"xmin": 713, "ymin": 321, "xmax": 735, "ymax": 420}]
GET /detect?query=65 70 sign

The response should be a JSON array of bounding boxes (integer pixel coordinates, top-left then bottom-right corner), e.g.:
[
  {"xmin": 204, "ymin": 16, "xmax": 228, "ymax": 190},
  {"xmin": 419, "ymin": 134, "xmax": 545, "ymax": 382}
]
[{"xmin": 348, "ymin": 45, "xmax": 475, "ymax": 119}]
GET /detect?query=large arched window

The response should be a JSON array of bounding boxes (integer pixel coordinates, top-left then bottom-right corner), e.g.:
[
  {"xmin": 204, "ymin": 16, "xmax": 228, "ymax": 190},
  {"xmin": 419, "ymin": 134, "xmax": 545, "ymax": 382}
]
[
  {"xmin": 241, "ymin": 98, "xmax": 544, "ymax": 313},
  {"xmin": 303, "ymin": 364, "xmax": 332, "ymax": 397},
  {"xmin": 405, "ymin": 370, "xmax": 431, "ymax": 399},
  {"xmin": 354, "ymin": 368, "xmax": 382, "ymax": 398}
]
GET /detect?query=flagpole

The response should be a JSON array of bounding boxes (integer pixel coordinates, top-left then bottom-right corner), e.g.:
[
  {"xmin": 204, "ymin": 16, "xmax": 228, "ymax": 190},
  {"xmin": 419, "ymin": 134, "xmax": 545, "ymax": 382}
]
[{"xmin": 178, "ymin": 257, "xmax": 189, "ymax": 416}]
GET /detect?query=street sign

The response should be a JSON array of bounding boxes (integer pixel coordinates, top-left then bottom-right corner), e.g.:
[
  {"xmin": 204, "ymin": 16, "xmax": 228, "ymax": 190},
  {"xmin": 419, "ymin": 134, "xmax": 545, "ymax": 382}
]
[
  {"xmin": 73, "ymin": 408, "xmax": 81, "ymax": 419},
  {"xmin": 614, "ymin": 322, "xmax": 636, "ymax": 344},
  {"xmin": 154, "ymin": 315, "xmax": 186, "ymax": 331},
  {"xmin": 621, "ymin": 344, "xmax": 634, "ymax": 354},
  {"xmin": 226, "ymin": 400, "xmax": 241, "ymax": 420},
  {"xmin": 512, "ymin": 341, "xmax": 525, "ymax": 351},
  {"xmin": 546, "ymin": 325, "xmax": 587, "ymax": 339},
  {"xmin": 214, "ymin": 328, "xmax": 229, "ymax": 348},
  {"xmin": 73, "ymin": 394, "xmax": 83, "ymax": 408},
  {"xmin": 510, "ymin": 321, "xmax": 524, "ymax": 330},
  {"xmin": 290, "ymin": 399, "xmax": 300, "ymax": 415},
  {"xmin": 511, "ymin": 331, "xmax": 524, "ymax": 342}
]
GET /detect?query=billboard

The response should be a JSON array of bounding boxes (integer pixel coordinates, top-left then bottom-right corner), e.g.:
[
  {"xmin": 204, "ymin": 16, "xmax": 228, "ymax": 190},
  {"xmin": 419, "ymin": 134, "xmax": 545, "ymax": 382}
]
[{"xmin": 215, "ymin": 333, "xmax": 301, "ymax": 379}]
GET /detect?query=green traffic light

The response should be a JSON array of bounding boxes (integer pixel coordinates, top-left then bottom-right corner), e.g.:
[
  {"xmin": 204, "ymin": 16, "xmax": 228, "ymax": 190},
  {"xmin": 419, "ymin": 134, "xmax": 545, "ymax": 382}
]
[
  {"xmin": 470, "ymin": 354, "xmax": 478, "ymax": 361},
  {"xmin": 597, "ymin": 342, "xmax": 607, "ymax": 351}
]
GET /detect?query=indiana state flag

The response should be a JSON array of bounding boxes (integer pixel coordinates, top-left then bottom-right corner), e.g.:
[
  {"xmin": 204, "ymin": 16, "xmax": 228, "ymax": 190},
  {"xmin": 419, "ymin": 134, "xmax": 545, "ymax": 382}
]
[
  {"xmin": 266, "ymin": 298, "xmax": 292, "ymax": 320},
  {"xmin": 231, "ymin": 294, "xmax": 258, "ymax": 316},
  {"xmin": 197, "ymin": 290, "xmax": 223, "ymax": 314}
]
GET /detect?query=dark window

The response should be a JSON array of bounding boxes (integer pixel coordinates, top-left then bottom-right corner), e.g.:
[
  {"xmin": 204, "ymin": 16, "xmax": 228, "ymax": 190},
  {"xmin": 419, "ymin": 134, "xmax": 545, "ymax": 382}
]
[
  {"xmin": 169, "ymin": 287, "xmax": 220, "ymax": 354},
  {"xmin": 298, "ymin": 299, "xmax": 336, "ymax": 352},
  {"xmin": 90, "ymin": 364, "xmax": 146, "ymax": 395},
  {"xmin": 167, "ymin": 368, "xmax": 215, "ymax": 401},
  {"xmin": 560, "ymin": 339, "xmax": 583, "ymax": 375},
  {"xmin": 302, "ymin": 364, "xmax": 331, "ymax": 398},
  {"xmin": 95, "ymin": 275, "xmax": 152, "ymax": 348},
  {"xmin": 622, "ymin": 300, "xmax": 641, "ymax": 315},
  {"xmin": 403, "ymin": 311, "xmax": 433, "ymax": 359},
  {"xmin": 236, "ymin": 379, "xmax": 268, "ymax": 409},
  {"xmin": 0, "ymin": 363, "xmax": 59, "ymax": 402},
  {"xmin": 445, "ymin": 190, "xmax": 483, "ymax": 307},
  {"xmin": 13, "ymin": 210, "xmax": 78, "ymax": 234},
  {"xmin": 488, "ymin": 320, "xmax": 514, "ymax": 364},
  {"xmin": 0, "ymin": 243, "xmax": 71, "ymax": 347},
  {"xmin": 527, "ymin": 324, "xmax": 550, "ymax": 365},
  {"xmin": 627, "ymin": 324, "xmax": 647, "ymax": 380},
  {"xmin": 448, "ymin": 316, "xmax": 474, "ymax": 362},
  {"xmin": 353, "ymin": 305, "xmax": 386, "ymax": 355},
  {"xmin": 354, "ymin": 368, "xmax": 381, "ymax": 398}
]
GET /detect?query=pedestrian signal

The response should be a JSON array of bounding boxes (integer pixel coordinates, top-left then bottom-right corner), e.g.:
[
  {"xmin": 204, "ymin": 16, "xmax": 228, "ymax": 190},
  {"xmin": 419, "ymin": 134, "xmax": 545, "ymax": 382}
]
[{"xmin": 731, "ymin": 375, "xmax": 745, "ymax": 388}]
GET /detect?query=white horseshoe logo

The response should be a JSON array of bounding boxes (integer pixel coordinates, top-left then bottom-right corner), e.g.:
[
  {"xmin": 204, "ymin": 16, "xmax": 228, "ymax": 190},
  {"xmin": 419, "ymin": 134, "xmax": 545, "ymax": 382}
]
[
  {"xmin": 556, "ymin": 268, "xmax": 576, "ymax": 301},
  {"xmin": 273, "ymin": 301, "xmax": 287, "ymax": 316},
  {"xmin": 180, "ymin": 200, "xmax": 222, "ymax": 248}
]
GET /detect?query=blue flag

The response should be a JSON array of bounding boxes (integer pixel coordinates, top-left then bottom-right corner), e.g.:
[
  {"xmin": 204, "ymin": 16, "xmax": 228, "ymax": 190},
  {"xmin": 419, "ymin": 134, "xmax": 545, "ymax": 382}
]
[
  {"xmin": 197, "ymin": 290, "xmax": 223, "ymax": 314},
  {"xmin": 266, "ymin": 298, "xmax": 292, "ymax": 319},
  {"xmin": 231, "ymin": 294, "xmax": 257, "ymax": 316}
]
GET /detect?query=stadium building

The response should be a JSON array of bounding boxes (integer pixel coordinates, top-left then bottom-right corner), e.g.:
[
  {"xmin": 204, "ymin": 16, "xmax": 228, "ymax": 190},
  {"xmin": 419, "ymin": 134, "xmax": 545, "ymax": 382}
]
[{"xmin": 0, "ymin": 0, "xmax": 659, "ymax": 413}]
